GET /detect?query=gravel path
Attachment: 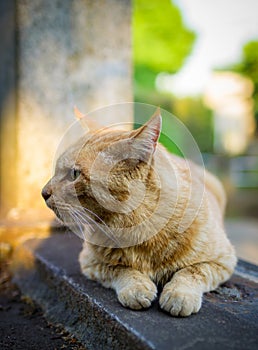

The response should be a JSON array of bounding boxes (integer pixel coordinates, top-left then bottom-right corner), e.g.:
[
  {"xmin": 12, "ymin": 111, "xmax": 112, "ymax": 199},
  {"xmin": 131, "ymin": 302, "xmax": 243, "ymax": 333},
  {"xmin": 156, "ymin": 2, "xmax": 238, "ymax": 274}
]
[{"xmin": 0, "ymin": 261, "xmax": 86, "ymax": 350}]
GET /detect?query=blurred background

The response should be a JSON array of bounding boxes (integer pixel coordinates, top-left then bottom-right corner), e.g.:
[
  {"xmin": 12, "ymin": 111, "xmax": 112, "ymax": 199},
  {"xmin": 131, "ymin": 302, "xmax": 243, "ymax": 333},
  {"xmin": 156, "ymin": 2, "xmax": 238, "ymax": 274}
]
[
  {"xmin": 0, "ymin": 0, "xmax": 257, "ymax": 265},
  {"xmin": 133, "ymin": 0, "xmax": 258, "ymax": 263}
]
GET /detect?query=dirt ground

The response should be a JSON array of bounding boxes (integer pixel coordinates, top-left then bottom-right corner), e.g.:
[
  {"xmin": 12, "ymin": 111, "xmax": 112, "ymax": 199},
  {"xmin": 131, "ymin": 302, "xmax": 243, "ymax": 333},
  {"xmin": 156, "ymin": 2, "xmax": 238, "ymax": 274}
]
[{"xmin": 0, "ymin": 261, "xmax": 86, "ymax": 350}]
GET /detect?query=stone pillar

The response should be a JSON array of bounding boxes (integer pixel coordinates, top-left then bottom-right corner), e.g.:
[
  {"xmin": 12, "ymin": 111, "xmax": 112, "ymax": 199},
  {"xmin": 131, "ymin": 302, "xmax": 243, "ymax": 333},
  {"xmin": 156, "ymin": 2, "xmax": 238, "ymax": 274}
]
[
  {"xmin": 0, "ymin": 0, "xmax": 132, "ymax": 221},
  {"xmin": 0, "ymin": 0, "xmax": 17, "ymax": 218}
]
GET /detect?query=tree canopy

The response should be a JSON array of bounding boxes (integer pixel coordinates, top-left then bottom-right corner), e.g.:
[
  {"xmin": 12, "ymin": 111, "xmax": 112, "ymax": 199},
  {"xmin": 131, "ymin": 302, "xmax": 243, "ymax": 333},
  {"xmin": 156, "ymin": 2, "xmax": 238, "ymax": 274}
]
[
  {"xmin": 133, "ymin": 0, "xmax": 214, "ymax": 154},
  {"xmin": 133, "ymin": 0, "xmax": 195, "ymax": 92}
]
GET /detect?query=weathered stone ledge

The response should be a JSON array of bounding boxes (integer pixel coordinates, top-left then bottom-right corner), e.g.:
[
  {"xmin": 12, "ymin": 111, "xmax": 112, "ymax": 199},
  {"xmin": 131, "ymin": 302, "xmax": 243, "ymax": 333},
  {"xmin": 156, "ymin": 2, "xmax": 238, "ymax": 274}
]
[{"xmin": 12, "ymin": 233, "xmax": 258, "ymax": 350}]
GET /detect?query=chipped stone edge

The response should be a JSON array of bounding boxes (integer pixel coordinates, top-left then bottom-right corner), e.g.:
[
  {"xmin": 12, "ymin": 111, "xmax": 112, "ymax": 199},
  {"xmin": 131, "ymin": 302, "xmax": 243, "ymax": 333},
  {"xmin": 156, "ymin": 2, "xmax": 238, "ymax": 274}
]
[
  {"xmin": 235, "ymin": 260, "xmax": 258, "ymax": 284},
  {"xmin": 11, "ymin": 241, "xmax": 154, "ymax": 350}
]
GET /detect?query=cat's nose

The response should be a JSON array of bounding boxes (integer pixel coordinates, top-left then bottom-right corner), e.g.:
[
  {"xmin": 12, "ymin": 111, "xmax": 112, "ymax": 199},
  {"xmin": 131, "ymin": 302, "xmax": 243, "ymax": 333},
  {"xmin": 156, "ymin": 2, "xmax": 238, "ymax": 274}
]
[{"xmin": 41, "ymin": 187, "xmax": 52, "ymax": 201}]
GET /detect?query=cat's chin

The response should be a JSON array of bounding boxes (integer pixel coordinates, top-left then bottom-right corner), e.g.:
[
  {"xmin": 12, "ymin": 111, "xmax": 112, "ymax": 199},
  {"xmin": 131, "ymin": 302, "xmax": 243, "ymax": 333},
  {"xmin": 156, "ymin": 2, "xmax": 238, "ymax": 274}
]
[
  {"xmin": 44, "ymin": 198, "xmax": 54, "ymax": 210},
  {"xmin": 47, "ymin": 205, "xmax": 64, "ymax": 222},
  {"xmin": 53, "ymin": 214, "xmax": 75, "ymax": 228},
  {"xmin": 53, "ymin": 216, "xmax": 66, "ymax": 227}
]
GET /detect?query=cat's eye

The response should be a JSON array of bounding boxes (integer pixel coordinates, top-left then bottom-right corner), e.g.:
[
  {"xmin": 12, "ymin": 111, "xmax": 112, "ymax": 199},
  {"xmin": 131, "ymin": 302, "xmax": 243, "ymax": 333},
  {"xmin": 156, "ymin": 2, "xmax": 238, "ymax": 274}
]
[{"xmin": 69, "ymin": 168, "xmax": 81, "ymax": 181}]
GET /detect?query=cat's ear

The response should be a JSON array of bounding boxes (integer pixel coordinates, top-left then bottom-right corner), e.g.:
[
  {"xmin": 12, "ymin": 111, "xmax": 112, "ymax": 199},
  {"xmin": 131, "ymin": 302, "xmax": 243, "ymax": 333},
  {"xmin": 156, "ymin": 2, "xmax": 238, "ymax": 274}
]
[
  {"xmin": 74, "ymin": 105, "xmax": 85, "ymax": 120},
  {"xmin": 130, "ymin": 108, "xmax": 162, "ymax": 162},
  {"xmin": 73, "ymin": 106, "xmax": 101, "ymax": 132}
]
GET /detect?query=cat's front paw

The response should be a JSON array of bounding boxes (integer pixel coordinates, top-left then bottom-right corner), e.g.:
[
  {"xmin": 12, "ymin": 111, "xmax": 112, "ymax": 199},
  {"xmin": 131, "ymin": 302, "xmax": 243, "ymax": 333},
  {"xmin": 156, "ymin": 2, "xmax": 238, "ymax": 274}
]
[
  {"xmin": 117, "ymin": 279, "xmax": 157, "ymax": 310},
  {"xmin": 159, "ymin": 284, "xmax": 202, "ymax": 317}
]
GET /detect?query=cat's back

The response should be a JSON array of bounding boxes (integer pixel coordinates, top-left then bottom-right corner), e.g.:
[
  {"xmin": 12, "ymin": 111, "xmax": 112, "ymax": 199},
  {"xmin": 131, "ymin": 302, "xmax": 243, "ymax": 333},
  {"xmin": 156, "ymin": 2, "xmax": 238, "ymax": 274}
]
[{"xmin": 157, "ymin": 145, "xmax": 226, "ymax": 214}]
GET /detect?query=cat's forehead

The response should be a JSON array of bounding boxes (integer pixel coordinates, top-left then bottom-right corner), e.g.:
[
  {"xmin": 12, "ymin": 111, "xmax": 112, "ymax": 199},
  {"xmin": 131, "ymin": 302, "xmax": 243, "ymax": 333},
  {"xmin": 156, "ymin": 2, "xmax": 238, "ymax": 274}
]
[
  {"xmin": 56, "ymin": 129, "xmax": 130, "ymax": 170},
  {"xmin": 57, "ymin": 148, "xmax": 79, "ymax": 169},
  {"xmin": 56, "ymin": 136, "xmax": 88, "ymax": 169},
  {"xmin": 86, "ymin": 128, "xmax": 130, "ymax": 144}
]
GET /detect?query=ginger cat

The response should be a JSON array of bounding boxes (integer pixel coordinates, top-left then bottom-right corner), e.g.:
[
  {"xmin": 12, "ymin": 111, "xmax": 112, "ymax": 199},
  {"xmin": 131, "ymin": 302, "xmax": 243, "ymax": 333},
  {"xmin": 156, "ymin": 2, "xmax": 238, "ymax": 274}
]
[{"xmin": 42, "ymin": 111, "xmax": 236, "ymax": 317}]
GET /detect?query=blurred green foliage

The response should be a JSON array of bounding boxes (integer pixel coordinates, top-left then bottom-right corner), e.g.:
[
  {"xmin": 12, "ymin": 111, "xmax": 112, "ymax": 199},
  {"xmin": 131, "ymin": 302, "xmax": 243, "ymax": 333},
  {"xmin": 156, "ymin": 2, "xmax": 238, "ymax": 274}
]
[
  {"xmin": 230, "ymin": 40, "xmax": 258, "ymax": 130},
  {"xmin": 133, "ymin": 0, "xmax": 195, "ymax": 94},
  {"xmin": 173, "ymin": 97, "xmax": 213, "ymax": 153},
  {"xmin": 133, "ymin": 0, "xmax": 213, "ymax": 153}
]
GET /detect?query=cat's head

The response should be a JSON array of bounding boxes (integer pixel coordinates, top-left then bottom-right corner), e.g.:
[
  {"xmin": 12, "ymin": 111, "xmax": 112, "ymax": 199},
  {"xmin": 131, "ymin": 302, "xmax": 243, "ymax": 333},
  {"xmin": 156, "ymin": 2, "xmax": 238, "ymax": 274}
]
[{"xmin": 42, "ymin": 112, "xmax": 162, "ymax": 245}]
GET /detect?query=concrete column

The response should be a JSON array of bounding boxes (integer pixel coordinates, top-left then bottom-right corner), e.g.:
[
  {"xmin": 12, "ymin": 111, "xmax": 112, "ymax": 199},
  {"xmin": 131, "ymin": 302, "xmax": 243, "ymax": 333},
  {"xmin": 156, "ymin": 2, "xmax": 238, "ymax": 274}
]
[
  {"xmin": 0, "ymin": 0, "xmax": 132, "ymax": 221},
  {"xmin": 0, "ymin": 0, "xmax": 17, "ymax": 217}
]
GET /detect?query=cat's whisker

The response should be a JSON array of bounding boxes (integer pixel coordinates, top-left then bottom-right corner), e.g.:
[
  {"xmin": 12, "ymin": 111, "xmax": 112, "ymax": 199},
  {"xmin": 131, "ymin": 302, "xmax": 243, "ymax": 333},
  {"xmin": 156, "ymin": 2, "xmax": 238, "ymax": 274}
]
[
  {"xmin": 57, "ymin": 201, "xmax": 114, "ymax": 244},
  {"xmin": 74, "ymin": 209, "xmax": 120, "ymax": 246},
  {"xmin": 67, "ymin": 207, "xmax": 93, "ymax": 238},
  {"xmin": 71, "ymin": 207, "xmax": 94, "ymax": 228},
  {"xmin": 72, "ymin": 203, "xmax": 105, "ymax": 224},
  {"xmin": 70, "ymin": 211, "xmax": 94, "ymax": 237},
  {"xmin": 70, "ymin": 204, "xmax": 121, "ymax": 245},
  {"xmin": 53, "ymin": 200, "xmax": 121, "ymax": 245},
  {"xmin": 69, "ymin": 211, "xmax": 89, "ymax": 240},
  {"xmin": 53, "ymin": 202, "xmax": 88, "ymax": 239}
]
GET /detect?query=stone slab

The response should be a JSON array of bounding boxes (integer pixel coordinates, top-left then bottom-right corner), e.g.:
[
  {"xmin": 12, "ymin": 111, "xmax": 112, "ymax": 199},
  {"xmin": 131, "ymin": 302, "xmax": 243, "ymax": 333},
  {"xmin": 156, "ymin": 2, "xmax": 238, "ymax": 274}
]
[{"xmin": 12, "ymin": 233, "xmax": 258, "ymax": 350}]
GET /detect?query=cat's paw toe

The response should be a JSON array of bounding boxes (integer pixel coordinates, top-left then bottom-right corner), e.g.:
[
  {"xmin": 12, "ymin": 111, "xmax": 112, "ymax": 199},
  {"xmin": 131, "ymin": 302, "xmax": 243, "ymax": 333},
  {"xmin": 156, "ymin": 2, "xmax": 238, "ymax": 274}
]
[
  {"xmin": 118, "ymin": 280, "xmax": 157, "ymax": 310},
  {"xmin": 159, "ymin": 287, "xmax": 202, "ymax": 317}
]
